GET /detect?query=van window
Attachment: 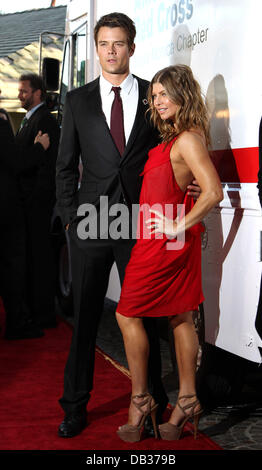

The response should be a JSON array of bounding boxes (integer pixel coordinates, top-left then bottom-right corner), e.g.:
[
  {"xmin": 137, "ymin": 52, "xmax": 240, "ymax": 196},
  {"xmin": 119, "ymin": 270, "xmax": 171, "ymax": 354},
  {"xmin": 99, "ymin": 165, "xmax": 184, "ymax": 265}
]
[{"xmin": 73, "ymin": 23, "xmax": 87, "ymax": 88}]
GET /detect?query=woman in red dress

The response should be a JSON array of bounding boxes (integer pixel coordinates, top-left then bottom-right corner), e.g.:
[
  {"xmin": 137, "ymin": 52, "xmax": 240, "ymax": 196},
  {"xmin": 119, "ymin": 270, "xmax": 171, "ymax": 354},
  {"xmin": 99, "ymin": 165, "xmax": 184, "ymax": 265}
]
[{"xmin": 116, "ymin": 65, "xmax": 223, "ymax": 442}]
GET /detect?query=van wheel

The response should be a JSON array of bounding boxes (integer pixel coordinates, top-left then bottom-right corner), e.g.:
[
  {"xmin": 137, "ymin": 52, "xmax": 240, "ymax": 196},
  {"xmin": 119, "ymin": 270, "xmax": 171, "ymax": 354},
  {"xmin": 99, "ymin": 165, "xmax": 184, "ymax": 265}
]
[{"xmin": 196, "ymin": 305, "xmax": 245, "ymax": 409}]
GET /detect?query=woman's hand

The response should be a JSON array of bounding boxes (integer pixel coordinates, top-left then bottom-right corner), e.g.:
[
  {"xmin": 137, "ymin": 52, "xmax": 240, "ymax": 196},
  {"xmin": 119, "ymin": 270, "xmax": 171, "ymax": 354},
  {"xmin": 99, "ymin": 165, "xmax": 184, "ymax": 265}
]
[
  {"xmin": 187, "ymin": 179, "xmax": 201, "ymax": 199},
  {"xmin": 34, "ymin": 130, "xmax": 50, "ymax": 150},
  {"xmin": 146, "ymin": 209, "xmax": 178, "ymax": 238}
]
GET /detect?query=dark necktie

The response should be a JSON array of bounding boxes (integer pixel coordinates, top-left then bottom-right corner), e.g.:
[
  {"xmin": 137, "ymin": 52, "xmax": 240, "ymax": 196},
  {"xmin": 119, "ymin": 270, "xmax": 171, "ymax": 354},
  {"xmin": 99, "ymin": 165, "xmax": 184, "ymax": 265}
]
[
  {"xmin": 110, "ymin": 87, "xmax": 125, "ymax": 155},
  {"xmin": 19, "ymin": 116, "xmax": 28, "ymax": 132}
]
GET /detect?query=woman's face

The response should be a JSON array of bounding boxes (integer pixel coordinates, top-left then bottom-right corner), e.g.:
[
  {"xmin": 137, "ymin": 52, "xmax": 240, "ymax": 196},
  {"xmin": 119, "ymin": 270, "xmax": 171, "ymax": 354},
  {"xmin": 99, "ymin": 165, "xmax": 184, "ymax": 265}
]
[{"xmin": 152, "ymin": 82, "xmax": 179, "ymax": 121}]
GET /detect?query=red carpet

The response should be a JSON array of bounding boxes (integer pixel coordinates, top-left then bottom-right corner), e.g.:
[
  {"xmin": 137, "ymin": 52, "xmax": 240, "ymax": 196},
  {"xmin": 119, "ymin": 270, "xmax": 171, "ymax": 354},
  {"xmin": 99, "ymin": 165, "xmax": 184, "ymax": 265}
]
[{"xmin": 0, "ymin": 306, "xmax": 221, "ymax": 451}]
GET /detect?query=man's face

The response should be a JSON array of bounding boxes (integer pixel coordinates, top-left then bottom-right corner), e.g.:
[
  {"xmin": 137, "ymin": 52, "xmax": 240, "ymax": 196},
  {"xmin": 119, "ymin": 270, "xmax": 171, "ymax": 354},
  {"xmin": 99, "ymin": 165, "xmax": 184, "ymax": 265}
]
[
  {"xmin": 18, "ymin": 80, "xmax": 41, "ymax": 111},
  {"xmin": 96, "ymin": 26, "xmax": 135, "ymax": 80}
]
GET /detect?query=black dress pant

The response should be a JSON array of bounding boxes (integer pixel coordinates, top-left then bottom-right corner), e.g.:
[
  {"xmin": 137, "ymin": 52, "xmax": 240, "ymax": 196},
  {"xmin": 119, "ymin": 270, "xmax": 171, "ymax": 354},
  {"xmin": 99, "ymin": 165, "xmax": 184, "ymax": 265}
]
[
  {"xmin": 0, "ymin": 216, "xmax": 31, "ymax": 330},
  {"xmin": 59, "ymin": 224, "xmax": 167, "ymax": 414},
  {"xmin": 23, "ymin": 203, "xmax": 56, "ymax": 325}
]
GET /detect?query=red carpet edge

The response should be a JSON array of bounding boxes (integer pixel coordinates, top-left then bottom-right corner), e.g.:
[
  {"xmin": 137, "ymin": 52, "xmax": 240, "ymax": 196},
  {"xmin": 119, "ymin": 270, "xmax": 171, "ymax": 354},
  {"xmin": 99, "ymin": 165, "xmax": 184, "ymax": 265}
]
[{"xmin": 0, "ymin": 308, "xmax": 222, "ymax": 451}]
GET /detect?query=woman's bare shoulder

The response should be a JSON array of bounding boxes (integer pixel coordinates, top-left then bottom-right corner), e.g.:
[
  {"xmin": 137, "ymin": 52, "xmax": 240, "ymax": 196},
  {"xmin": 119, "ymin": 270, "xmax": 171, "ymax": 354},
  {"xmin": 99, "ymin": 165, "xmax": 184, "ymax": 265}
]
[
  {"xmin": 177, "ymin": 128, "xmax": 205, "ymax": 145},
  {"xmin": 173, "ymin": 128, "xmax": 206, "ymax": 155}
]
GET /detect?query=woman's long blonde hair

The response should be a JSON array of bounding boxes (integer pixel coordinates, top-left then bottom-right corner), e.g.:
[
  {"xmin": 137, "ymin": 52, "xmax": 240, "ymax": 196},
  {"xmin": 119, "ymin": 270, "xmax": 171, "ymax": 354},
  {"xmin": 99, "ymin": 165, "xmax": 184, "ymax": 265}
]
[{"xmin": 147, "ymin": 64, "xmax": 210, "ymax": 144}]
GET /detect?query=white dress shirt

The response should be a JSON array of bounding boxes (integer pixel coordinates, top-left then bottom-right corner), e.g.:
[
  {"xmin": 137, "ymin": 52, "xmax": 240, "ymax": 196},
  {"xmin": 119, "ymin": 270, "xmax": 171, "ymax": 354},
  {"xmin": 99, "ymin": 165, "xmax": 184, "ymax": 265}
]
[
  {"xmin": 99, "ymin": 73, "xmax": 139, "ymax": 145},
  {"xmin": 25, "ymin": 102, "xmax": 44, "ymax": 120}
]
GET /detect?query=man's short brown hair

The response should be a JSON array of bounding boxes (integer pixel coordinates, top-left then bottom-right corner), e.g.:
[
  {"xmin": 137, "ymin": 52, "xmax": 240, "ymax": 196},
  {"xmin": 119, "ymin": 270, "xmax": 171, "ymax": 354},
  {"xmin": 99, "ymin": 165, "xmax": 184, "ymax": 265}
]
[
  {"xmin": 94, "ymin": 12, "xmax": 136, "ymax": 49},
  {"xmin": 19, "ymin": 73, "xmax": 45, "ymax": 100}
]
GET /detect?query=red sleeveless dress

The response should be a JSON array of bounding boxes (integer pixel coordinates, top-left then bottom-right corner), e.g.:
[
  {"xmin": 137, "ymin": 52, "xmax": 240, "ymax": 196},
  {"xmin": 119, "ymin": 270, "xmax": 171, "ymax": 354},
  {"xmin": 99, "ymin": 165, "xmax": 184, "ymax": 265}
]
[{"xmin": 117, "ymin": 137, "xmax": 204, "ymax": 318}]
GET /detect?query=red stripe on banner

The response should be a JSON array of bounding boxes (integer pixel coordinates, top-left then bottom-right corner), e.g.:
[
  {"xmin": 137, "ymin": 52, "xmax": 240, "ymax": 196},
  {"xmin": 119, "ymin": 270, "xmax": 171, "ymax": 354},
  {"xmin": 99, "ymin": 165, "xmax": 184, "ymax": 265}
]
[{"xmin": 210, "ymin": 147, "xmax": 259, "ymax": 183}]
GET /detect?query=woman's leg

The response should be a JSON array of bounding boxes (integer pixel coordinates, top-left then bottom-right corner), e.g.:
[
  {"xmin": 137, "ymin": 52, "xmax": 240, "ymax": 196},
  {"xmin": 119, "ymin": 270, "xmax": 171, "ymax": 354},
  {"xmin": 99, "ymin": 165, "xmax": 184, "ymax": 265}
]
[
  {"xmin": 168, "ymin": 310, "xmax": 201, "ymax": 425},
  {"xmin": 116, "ymin": 312, "xmax": 152, "ymax": 425}
]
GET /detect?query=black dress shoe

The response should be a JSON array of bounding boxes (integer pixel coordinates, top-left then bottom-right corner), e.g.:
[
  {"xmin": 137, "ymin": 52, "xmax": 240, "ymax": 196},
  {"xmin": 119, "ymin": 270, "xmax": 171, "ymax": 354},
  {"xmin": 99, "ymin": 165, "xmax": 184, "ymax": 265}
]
[
  {"xmin": 5, "ymin": 323, "xmax": 44, "ymax": 340},
  {"xmin": 38, "ymin": 318, "xmax": 57, "ymax": 329},
  {"xmin": 144, "ymin": 396, "xmax": 169, "ymax": 437},
  {"xmin": 58, "ymin": 412, "xmax": 88, "ymax": 438}
]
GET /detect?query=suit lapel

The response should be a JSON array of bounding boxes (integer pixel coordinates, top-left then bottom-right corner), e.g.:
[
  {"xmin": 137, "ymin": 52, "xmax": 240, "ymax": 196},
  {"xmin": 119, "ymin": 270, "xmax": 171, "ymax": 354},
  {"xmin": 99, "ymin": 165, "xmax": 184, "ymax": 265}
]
[
  {"xmin": 87, "ymin": 78, "xmax": 122, "ymax": 158},
  {"xmin": 16, "ymin": 104, "xmax": 45, "ymax": 137},
  {"xmin": 87, "ymin": 78, "xmax": 107, "ymax": 126},
  {"xmin": 120, "ymin": 76, "xmax": 149, "ymax": 164}
]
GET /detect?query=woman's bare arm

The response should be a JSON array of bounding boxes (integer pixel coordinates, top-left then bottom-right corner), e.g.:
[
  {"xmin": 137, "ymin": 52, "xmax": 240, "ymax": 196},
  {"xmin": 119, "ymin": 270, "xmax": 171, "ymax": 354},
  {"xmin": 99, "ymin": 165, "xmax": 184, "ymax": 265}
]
[{"xmin": 147, "ymin": 131, "xmax": 223, "ymax": 237}]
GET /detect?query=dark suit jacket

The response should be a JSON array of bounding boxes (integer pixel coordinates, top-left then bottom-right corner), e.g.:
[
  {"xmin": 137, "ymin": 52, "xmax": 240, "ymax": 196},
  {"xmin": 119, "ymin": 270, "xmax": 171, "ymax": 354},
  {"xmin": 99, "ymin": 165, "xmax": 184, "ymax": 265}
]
[
  {"xmin": 0, "ymin": 117, "xmax": 46, "ymax": 223},
  {"xmin": 15, "ymin": 103, "xmax": 60, "ymax": 209},
  {"xmin": 56, "ymin": 75, "xmax": 160, "ymax": 228}
]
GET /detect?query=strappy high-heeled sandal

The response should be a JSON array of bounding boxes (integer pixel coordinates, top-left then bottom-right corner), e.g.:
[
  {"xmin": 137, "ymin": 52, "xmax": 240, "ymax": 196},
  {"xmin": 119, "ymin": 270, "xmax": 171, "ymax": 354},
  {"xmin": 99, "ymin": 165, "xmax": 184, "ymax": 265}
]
[
  {"xmin": 159, "ymin": 394, "xmax": 202, "ymax": 441},
  {"xmin": 117, "ymin": 392, "xmax": 159, "ymax": 443}
]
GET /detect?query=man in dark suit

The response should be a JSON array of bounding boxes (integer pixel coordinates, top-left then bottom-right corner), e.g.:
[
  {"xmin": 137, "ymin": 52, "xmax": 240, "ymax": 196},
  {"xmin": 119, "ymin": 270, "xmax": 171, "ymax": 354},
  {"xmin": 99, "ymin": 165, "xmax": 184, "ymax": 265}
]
[
  {"xmin": 0, "ymin": 115, "xmax": 50, "ymax": 339},
  {"xmin": 15, "ymin": 73, "xmax": 60, "ymax": 329}
]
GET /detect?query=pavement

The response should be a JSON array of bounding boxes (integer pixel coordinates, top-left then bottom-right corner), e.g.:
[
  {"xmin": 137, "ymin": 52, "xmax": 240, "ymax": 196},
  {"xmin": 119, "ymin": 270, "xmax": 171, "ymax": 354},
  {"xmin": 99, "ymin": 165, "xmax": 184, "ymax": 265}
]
[{"xmin": 61, "ymin": 298, "xmax": 262, "ymax": 451}]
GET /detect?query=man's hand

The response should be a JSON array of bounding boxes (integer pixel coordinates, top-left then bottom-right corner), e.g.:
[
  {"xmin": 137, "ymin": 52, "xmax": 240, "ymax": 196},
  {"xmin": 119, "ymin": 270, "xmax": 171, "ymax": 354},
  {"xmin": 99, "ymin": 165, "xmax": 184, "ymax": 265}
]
[
  {"xmin": 187, "ymin": 179, "xmax": 201, "ymax": 199},
  {"xmin": 34, "ymin": 130, "xmax": 50, "ymax": 150}
]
